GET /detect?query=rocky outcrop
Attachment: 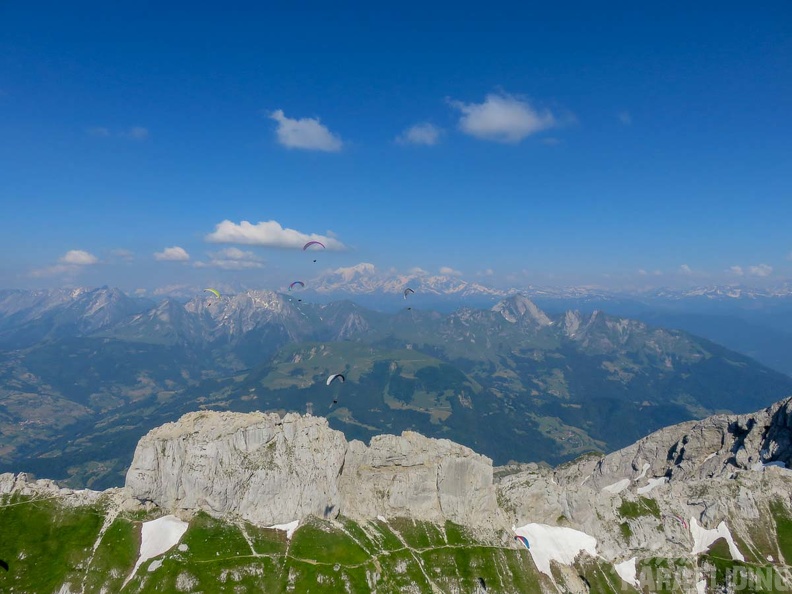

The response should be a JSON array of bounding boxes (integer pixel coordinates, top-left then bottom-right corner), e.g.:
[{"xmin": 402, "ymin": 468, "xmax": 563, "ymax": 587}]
[
  {"xmin": 126, "ymin": 411, "xmax": 348, "ymax": 527},
  {"xmin": 338, "ymin": 431, "xmax": 501, "ymax": 527},
  {"xmin": 497, "ymin": 397, "xmax": 792, "ymax": 561},
  {"xmin": 125, "ymin": 410, "xmax": 502, "ymax": 530}
]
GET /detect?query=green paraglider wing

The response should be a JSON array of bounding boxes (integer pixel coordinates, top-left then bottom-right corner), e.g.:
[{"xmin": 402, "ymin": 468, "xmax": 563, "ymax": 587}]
[{"xmin": 204, "ymin": 288, "xmax": 221, "ymax": 299}]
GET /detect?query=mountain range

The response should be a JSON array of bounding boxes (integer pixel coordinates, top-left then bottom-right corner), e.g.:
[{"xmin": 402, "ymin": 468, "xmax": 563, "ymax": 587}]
[
  {"xmin": 1, "ymin": 397, "xmax": 791, "ymax": 593},
  {"xmin": 1, "ymin": 287, "xmax": 791, "ymax": 492}
]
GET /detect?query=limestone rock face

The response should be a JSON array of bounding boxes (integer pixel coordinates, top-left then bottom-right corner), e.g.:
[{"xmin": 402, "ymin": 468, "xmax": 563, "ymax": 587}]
[
  {"xmin": 338, "ymin": 431, "xmax": 500, "ymax": 527},
  {"xmin": 497, "ymin": 396, "xmax": 792, "ymax": 562},
  {"xmin": 125, "ymin": 411, "xmax": 502, "ymax": 530},
  {"xmin": 125, "ymin": 411, "xmax": 348, "ymax": 526}
]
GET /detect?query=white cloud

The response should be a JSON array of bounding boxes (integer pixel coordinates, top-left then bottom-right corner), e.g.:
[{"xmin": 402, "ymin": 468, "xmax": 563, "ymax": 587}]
[
  {"xmin": 653, "ymin": 270, "xmax": 663, "ymax": 276},
  {"xmin": 748, "ymin": 264, "xmax": 772, "ymax": 277},
  {"xmin": 448, "ymin": 92, "xmax": 557, "ymax": 143},
  {"xmin": 638, "ymin": 269, "xmax": 648, "ymax": 276},
  {"xmin": 408, "ymin": 267, "xmax": 429, "ymax": 276},
  {"xmin": 269, "ymin": 109, "xmax": 342, "ymax": 152},
  {"xmin": 205, "ymin": 219, "xmax": 345, "ymax": 250},
  {"xmin": 396, "ymin": 123, "xmax": 442, "ymax": 146},
  {"xmin": 124, "ymin": 126, "xmax": 149, "ymax": 140},
  {"xmin": 618, "ymin": 111, "xmax": 632, "ymax": 125},
  {"xmin": 195, "ymin": 247, "xmax": 265, "ymax": 270},
  {"xmin": 439, "ymin": 266, "xmax": 462, "ymax": 277},
  {"xmin": 60, "ymin": 250, "xmax": 99, "ymax": 265},
  {"xmin": 729, "ymin": 265, "xmax": 744, "ymax": 276},
  {"xmin": 29, "ymin": 249, "xmax": 99, "ymax": 277},
  {"xmin": 679, "ymin": 264, "xmax": 693, "ymax": 275},
  {"xmin": 154, "ymin": 246, "xmax": 190, "ymax": 261},
  {"xmin": 478, "ymin": 268, "xmax": 495, "ymax": 277}
]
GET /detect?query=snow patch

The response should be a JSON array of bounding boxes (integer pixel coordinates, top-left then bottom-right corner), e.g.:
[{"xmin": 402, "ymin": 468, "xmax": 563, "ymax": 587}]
[
  {"xmin": 703, "ymin": 452, "xmax": 717, "ymax": 463},
  {"xmin": 178, "ymin": 543, "xmax": 188, "ymax": 552},
  {"xmin": 636, "ymin": 463, "xmax": 650, "ymax": 480},
  {"xmin": 614, "ymin": 557, "xmax": 638, "ymax": 588},
  {"xmin": 122, "ymin": 515, "xmax": 189, "ymax": 589},
  {"xmin": 696, "ymin": 579, "xmax": 707, "ymax": 594},
  {"xmin": 602, "ymin": 479, "xmax": 631, "ymax": 494},
  {"xmin": 637, "ymin": 477, "xmax": 668, "ymax": 495},
  {"xmin": 269, "ymin": 519, "xmax": 299, "ymax": 540},
  {"xmin": 513, "ymin": 523, "xmax": 598, "ymax": 578},
  {"xmin": 690, "ymin": 518, "xmax": 744, "ymax": 561},
  {"xmin": 376, "ymin": 515, "xmax": 387, "ymax": 523},
  {"xmin": 148, "ymin": 559, "xmax": 163, "ymax": 572}
]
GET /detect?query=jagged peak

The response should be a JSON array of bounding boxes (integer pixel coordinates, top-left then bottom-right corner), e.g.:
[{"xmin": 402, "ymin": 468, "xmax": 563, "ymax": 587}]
[{"xmin": 491, "ymin": 294, "xmax": 552, "ymax": 326}]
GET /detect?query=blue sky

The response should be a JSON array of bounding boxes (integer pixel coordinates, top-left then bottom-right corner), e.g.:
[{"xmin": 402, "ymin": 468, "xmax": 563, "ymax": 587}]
[{"xmin": 1, "ymin": 1, "xmax": 790, "ymax": 291}]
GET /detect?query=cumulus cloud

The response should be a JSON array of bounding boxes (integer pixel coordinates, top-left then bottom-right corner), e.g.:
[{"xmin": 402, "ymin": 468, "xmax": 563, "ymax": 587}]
[
  {"xmin": 408, "ymin": 267, "xmax": 429, "ymax": 276},
  {"xmin": 439, "ymin": 266, "xmax": 462, "ymax": 277},
  {"xmin": 748, "ymin": 264, "xmax": 772, "ymax": 277},
  {"xmin": 396, "ymin": 123, "xmax": 442, "ymax": 146},
  {"xmin": 60, "ymin": 250, "xmax": 99, "ymax": 265},
  {"xmin": 729, "ymin": 265, "xmax": 744, "ymax": 276},
  {"xmin": 269, "ymin": 109, "xmax": 342, "ymax": 152},
  {"xmin": 29, "ymin": 249, "xmax": 99, "ymax": 277},
  {"xmin": 154, "ymin": 246, "xmax": 190, "ymax": 261},
  {"xmin": 638, "ymin": 269, "xmax": 648, "ymax": 276},
  {"xmin": 448, "ymin": 92, "xmax": 557, "ymax": 143},
  {"xmin": 195, "ymin": 247, "xmax": 265, "ymax": 270},
  {"xmin": 679, "ymin": 264, "xmax": 693, "ymax": 275},
  {"xmin": 618, "ymin": 111, "xmax": 633, "ymax": 125},
  {"xmin": 205, "ymin": 219, "xmax": 345, "ymax": 250}
]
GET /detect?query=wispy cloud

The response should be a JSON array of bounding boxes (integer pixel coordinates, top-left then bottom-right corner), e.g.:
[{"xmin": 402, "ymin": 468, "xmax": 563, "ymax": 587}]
[
  {"xmin": 448, "ymin": 92, "xmax": 557, "ymax": 143},
  {"xmin": 195, "ymin": 247, "xmax": 265, "ymax": 270},
  {"xmin": 618, "ymin": 111, "xmax": 632, "ymax": 125},
  {"xmin": 87, "ymin": 127, "xmax": 111, "ymax": 137},
  {"xmin": 748, "ymin": 263, "xmax": 772, "ymax": 277},
  {"xmin": 87, "ymin": 126, "xmax": 149, "ymax": 140},
  {"xmin": 269, "ymin": 109, "xmax": 342, "ymax": 152},
  {"xmin": 123, "ymin": 126, "xmax": 149, "ymax": 140},
  {"xmin": 728, "ymin": 265, "xmax": 744, "ymax": 276},
  {"xmin": 396, "ymin": 123, "xmax": 442, "ymax": 146},
  {"xmin": 439, "ymin": 266, "xmax": 462, "ymax": 277},
  {"xmin": 111, "ymin": 248, "xmax": 135, "ymax": 262},
  {"xmin": 154, "ymin": 246, "xmax": 190, "ymax": 261},
  {"xmin": 205, "ymin": 219, "xmax": 346, "ymax": 250},
  {"xmin": 679, "ymin": 264, "xmax": 693, "ymax": 275},
  {"xmin": 29, "ymin": 249, "xmax": 99, "ymax": 277}
]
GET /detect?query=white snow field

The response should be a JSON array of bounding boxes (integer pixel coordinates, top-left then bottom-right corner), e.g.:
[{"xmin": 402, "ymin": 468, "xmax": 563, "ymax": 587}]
[
  {"xmin": 689, "ymin": 517, "xmax": 744, "ymax": 561},
  {"xmin": 122, "ymin": 514, "xmax": 189, "ymax": 588},
  {"xmin": 513, "ymin": 523, "xmax": 598, "ymax": 578},
  {"xmin": 602, "ymin": 478, "xmax": 631, "ymax": 494},
  {"xmin": 637, "ymin": 477, "xmax": 669, "ymax": 495},
  {"xmin": 614, "ymin": 557, "xmax": 639, "ymax": 588},
  {"xmin": 269, "ymin": 519, "xmax": 299, "ymax": 539}
]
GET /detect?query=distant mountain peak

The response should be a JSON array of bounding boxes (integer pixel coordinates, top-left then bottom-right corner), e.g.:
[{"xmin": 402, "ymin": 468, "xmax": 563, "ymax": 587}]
[{"xmin": 491, "ymin": 294, "xmax": 552, "ymax": 326}]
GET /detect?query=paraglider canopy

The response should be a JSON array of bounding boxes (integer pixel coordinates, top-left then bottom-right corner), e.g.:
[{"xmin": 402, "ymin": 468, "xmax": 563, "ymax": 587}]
[
  {"xmin": 403, "ymin": 287, "xmax": 415, "ymax": 299},
  {"xmin": 289, "ymin": 281, "xmax": 305, "ymax": 291},
  {"xmin": 514, "ymin": 535, "xmax": 530, "ymax": 549},
  {"xmin": 326, "ymin": 373, "xmax": 345, "ymax": 386},
  {"xmin": 303, "ymin": 241, "xmax": 325, "ymax": 251},
  {"xmin": 204, "ymin": 288, "xmax": 221, "ymax": 299}
]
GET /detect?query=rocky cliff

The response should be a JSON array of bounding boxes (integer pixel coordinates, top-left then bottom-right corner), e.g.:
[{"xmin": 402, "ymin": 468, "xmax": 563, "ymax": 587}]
[{"xmin": 125, "ymin": 410, "xmax": 502, "ymax": 530}]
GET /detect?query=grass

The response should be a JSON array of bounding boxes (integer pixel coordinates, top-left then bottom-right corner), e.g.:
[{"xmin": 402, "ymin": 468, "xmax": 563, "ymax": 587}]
[
  {"xmin": 771, "ymin": 500, "xmax": 792, "ymax": 565},
  {"xmin": 0, "ymin": 494, "xmax": 104, "ymax": 594},
  {"xmin": 618, "ymin": 496, "xmax": 661, "ymax": 519}
]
